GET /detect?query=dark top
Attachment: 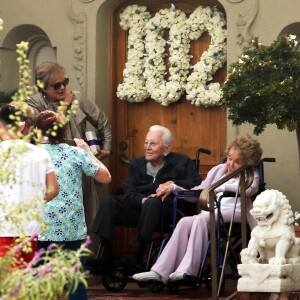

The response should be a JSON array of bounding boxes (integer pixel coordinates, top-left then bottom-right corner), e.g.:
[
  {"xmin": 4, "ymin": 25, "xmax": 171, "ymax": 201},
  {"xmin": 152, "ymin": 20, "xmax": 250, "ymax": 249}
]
[{"xmin": 124, "ymin": 152, "xmax": 202, "ymax": 207}]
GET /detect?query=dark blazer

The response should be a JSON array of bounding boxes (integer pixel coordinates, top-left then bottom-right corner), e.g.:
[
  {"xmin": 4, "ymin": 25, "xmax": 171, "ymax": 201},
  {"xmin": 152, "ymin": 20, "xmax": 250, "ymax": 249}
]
[{"xmin": 124, "ymin": 152, "xmax": 202, "ymax": 207}]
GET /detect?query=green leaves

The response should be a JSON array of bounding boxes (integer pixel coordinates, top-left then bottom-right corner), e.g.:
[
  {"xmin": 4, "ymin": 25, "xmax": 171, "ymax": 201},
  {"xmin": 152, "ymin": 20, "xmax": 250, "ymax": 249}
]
[
  {"xmin": 0, "ymin": 239, "xmax": 92, "ymax": 299},
  {"xmin": 222, "ymin": 35, "xmax": 300, "ymax": 134},
  {"xmin": 0, "ymin": 21, "xmax": 89, "ymax": 300}
]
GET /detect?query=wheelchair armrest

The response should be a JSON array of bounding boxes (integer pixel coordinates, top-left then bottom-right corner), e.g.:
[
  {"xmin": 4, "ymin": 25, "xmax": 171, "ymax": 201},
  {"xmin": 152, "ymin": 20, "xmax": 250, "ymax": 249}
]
[
  {"xmin": 217, "ymin": 192, "xmax": 239, "ymax": 205},
  {"xmin": 216, "ymin": 191, "xmax": 241, "ymax": 211},
  {"xmin": 221, "ymin": 191, "xmax": 237, "ymax": 198},
  {"xmin": 175, "ymin": 190, "xmax": 202, "ymax": 204},
  {"xmin": 172, "ymin": 190, "xmax": 201, "ymax": 229},
  {"xmin": 261, "ymin": 157, "xmax": 276, "ymax": 163},
  {"xmin": 177, "ymin": 190, "xmax": 202, "ymax": 197}
]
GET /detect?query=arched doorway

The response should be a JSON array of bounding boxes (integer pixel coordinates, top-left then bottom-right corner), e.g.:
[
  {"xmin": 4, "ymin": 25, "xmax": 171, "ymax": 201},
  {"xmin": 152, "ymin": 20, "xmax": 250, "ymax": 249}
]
[{"xmin": 0, "ymin": 25, "xmax": 56, "ymax": 88}]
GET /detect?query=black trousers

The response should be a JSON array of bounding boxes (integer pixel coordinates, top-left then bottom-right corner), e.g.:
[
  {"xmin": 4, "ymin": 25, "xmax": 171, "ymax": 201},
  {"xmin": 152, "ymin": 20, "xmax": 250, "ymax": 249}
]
[
  {"xmin": 91, "ymin": 195, "xmax": 196, "ymax": 266},
  {"xmin": 91, "ymin": 195, "xmax": 196, "ymax": 242},
  {"xmin": 91, "ymin": 195, "xmax": 175, "ymax": 242}
]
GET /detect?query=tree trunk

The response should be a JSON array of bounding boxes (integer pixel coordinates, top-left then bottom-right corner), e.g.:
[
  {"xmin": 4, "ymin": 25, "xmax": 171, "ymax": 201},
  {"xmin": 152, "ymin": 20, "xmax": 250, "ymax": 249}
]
[{"xmin": 297, "ymin": 123, "xmax": 300, "ymax": 176}]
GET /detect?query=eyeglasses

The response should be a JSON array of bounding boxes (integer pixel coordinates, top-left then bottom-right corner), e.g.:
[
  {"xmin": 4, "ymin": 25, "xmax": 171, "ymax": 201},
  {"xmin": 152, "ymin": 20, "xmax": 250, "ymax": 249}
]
[{"xmin": 49, "ymin": 78, "xmax": 69, "ymax": 90}]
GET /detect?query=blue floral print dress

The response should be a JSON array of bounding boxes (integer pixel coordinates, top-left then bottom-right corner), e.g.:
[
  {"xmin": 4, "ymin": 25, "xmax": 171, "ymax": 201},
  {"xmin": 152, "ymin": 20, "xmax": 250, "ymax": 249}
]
[{"xmin": 38, "ymin": 143, "xmax": 99, "ymax": 242}]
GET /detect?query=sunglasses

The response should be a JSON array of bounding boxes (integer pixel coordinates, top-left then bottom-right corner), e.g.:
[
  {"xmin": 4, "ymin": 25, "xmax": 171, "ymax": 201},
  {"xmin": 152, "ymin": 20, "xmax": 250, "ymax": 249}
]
[{"xmin": 49, "ymin": 78, "xmax": 69, "ymax": 90}]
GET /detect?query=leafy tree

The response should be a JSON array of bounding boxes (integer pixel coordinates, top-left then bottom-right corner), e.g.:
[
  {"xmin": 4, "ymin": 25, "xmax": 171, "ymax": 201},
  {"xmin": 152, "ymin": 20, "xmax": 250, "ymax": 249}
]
[{"xmin": 222, "ymin": 35, "xmax": 300, "ymax": 171}]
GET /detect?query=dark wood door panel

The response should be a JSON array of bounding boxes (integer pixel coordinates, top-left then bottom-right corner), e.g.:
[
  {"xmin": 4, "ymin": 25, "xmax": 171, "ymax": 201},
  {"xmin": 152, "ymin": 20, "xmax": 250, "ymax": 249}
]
[{"xmin": 108, "ymin": 0, "xmax": 227, "ymax": 259}]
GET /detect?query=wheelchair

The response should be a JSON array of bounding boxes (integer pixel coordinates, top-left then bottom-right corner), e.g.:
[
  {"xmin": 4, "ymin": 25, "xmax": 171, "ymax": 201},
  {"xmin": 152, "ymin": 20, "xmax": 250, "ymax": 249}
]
[
  {"xmin": 86, "ymin": 148, "xmax": 211, "ymax": 292},
  {"xmin": 144, "ymin": 157, "xmax": 275, "ymax": 296}
]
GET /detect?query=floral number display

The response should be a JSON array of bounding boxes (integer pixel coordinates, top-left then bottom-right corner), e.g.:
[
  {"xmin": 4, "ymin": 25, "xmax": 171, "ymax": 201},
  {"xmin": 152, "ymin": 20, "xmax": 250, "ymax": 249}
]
[
  {"xmin": 144, "ymin": 4, "xmax": 189, "ymax": 106},
  {"xmin": 117, "ymin": 4, "xmax": 227, "ymax": 106},
  {"xmin": 186, "ymin": 6, "xmax": 227, "ymax": 106},
  {"xmin": 116, "ymin": 5, "xmax": 151, "ymax": 102}
]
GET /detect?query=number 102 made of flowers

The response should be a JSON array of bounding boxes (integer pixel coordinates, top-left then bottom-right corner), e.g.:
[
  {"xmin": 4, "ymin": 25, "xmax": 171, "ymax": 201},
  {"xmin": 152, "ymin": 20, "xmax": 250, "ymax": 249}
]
[{"xmin": 116, "ymin": 4, "xmax": 227, "ymax": 107}]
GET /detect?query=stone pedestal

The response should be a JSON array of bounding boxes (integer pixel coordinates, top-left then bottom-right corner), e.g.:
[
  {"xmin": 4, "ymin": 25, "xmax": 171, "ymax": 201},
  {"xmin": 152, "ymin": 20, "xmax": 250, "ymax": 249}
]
[
  {"xmin": 236, "ymin": 291, "xmax": 300, "ymax": 299},
  {"xmin": 238, "ymin": 264, "xmax": 300, "ymax": 292}
]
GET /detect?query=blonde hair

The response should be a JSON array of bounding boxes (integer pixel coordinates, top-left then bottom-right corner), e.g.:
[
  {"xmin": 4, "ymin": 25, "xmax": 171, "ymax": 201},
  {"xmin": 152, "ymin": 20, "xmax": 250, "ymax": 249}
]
[
  {"xmin": 225, "ymin": 134, "xmax": 263, "ymax": 166},
  {"xmin": 35, "ymin": 61, "xmax": 65, "ymax": 89}
]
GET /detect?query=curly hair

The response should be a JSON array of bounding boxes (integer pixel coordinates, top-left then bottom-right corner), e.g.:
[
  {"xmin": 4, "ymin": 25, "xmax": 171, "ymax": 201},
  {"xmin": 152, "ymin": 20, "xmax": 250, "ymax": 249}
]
[
  {"xmin": 225, "ymin": 134, "xmax": 263, "ymax": 166},
  {"xmin": 253, "ymin": 189, "xmax": 294, "ymax": 226},
  {"xmin": 36, "ymin": 110, "xmax": 66, "ymax": 143}
]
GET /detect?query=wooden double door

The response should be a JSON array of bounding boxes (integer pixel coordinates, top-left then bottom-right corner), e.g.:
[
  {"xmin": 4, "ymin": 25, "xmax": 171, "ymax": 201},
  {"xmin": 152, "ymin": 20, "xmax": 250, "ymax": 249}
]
[{"xmin": 108, "ymin": 0, "xmax": 227, "ymax": 259}]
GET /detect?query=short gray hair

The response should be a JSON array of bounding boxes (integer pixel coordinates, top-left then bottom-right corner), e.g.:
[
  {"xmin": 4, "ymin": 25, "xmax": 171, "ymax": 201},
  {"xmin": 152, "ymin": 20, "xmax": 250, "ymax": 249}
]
[{"xmin": 148, "ymin": 125, "xmax": 173, "ymax": 145}]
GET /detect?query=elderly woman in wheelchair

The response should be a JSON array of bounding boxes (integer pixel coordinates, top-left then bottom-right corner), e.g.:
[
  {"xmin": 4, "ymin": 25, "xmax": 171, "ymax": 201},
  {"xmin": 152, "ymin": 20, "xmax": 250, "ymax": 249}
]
[{"xmin": 133, "ymin": 134, "xmax": 263, "ymax": 284}]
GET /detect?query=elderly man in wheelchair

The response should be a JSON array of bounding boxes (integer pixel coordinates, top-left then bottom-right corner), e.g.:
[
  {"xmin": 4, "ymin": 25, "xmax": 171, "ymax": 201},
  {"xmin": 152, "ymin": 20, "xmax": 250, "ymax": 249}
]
[{"xmin": 91, "ymin": 125, "xmax": 201, "ymax": 272}]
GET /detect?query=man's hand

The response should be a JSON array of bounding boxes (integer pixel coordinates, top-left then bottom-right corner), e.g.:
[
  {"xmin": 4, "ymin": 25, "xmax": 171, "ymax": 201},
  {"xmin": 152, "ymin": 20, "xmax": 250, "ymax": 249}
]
[
  {"xmin": 142, "ymin": 180, "xmax": 175, "ymax": 204},
  {"xmin": 156, "ymin": 182, "xmax": 174, "ymax": 201},
  {"xmin": 141, "ymin": 195, "xmax": 154, "ymax": 204}
]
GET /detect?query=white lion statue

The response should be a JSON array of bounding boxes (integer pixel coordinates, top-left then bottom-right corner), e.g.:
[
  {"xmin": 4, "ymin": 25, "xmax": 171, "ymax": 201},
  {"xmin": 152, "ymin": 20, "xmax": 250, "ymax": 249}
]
[{"xmin": 241, "ymin": 189, "xmax": 300, "ymax": 265}]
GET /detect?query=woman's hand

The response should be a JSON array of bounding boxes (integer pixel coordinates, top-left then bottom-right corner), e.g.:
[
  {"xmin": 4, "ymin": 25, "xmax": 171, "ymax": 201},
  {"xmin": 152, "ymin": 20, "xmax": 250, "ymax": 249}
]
[
  {"xmin": 156, "ymin": 182, "xmax": 174, "ymax": 201},
  {"xmin": 74, "ymin": 138, "xmax": 112, "ymax": 184},
  {"xmin": 63, "ymin": 88, "xmax": 73, "ymax": 106},
  {"xmin": 59, "ymin": 89, "xmax": 73, "ymax": 112},
  {"xmin": 74, "ymin": 138, "xmax": 91, "ymax": 154},
  {"xmin": 95, "ymin": 149, "xmax": 110, "ymax": 160}
]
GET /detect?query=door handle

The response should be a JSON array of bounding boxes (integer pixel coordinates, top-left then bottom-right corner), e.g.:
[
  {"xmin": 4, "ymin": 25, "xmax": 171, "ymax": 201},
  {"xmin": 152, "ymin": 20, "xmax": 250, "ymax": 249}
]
[
  {"xmin": 119, "ymin": 140, "xmax": 128, "ymax": 151},
  {"xmin": 120, "ymin": 154, "xmax": 130, "ymax": 164}
]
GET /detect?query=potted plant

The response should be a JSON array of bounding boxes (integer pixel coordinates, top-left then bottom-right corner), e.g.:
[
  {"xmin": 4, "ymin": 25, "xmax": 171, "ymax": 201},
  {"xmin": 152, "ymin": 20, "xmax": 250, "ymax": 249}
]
[
  {"xmin": 294, "ymin": 212, "xmax": 300, "ymax": 237},
  {"xmin": 221, "ymin": 35, "xmax": 300, "ymax": 172}
]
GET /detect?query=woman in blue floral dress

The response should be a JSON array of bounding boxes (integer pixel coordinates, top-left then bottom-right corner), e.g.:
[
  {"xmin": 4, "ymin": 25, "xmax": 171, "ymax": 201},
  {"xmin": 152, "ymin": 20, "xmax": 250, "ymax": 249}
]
[{"xmin": 36, "ymin": 110, "xmax": 111, "ymax": 300}]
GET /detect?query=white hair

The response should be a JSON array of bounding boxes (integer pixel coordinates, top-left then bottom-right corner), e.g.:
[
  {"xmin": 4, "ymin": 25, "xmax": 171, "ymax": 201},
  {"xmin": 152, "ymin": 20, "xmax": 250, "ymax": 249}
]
[{"xmin": 148, "ymin": 125, "xmax": 173, "ymax": 145}]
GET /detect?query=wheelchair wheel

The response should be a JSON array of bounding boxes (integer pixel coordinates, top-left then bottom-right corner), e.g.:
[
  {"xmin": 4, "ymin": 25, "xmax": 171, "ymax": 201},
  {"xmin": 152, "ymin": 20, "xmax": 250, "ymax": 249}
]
[
  {"xmin": 136, "ymin": 281, "xmax": 148, "ymax": 288},
  {"xmin": 167, "ymin": 282, "xmax": 179, "ymax": 294},
  {"xmin": 102, "ymin": 269, "xmax": 127, "ymax": 292},
  {"xmin": 148, "ymin": 281, "xmax": 165, "ymax": 293}
]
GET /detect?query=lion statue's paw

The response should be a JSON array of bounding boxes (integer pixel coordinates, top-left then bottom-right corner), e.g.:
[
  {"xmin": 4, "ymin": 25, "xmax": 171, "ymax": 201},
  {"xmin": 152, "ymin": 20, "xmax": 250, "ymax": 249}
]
[
  {"xmin": 269, "ymin": 257, "xmax": 287, "ymax": 265},
  {"xmin": 241, "ymin": 248, "xmax": 259, "ymax": 264}
]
